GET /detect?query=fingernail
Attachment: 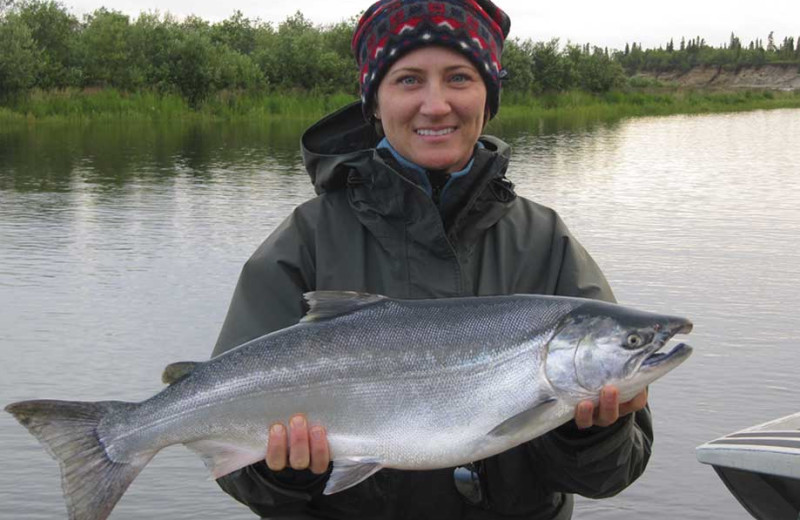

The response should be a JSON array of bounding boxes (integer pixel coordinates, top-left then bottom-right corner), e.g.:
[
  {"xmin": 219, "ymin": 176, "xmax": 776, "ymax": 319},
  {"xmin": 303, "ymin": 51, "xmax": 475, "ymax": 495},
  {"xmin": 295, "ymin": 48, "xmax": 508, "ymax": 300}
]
[
  {"xmin": 270, "ymin": 424, "xmax": 284, "ymax": 436},
  {"xmin": 291, "ymin": 415, "xmax": 305, "ymax": 429},
  {"xmin": 311, "ymin": 426, "xmax": 324, "ymax": 440}
]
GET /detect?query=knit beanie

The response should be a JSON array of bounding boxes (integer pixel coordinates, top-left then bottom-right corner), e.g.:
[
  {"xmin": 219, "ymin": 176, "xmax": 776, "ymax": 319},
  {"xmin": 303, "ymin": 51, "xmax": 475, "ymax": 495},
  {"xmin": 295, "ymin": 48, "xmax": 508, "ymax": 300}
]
[{"xmin": 351, "ymin": 0, "xmax": 511, "ymax": 121}]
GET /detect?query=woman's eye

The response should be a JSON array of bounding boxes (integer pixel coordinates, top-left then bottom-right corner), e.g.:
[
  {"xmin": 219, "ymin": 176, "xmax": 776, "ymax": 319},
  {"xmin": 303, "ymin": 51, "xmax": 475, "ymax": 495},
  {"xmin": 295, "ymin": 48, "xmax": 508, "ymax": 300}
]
[
  {"xmin": 398, "ymin": 76, "xmax": 419, "ymax": 86},
  {"xmin": 450, "ymin": 72, "xmax": 475, "ymax": 84}
]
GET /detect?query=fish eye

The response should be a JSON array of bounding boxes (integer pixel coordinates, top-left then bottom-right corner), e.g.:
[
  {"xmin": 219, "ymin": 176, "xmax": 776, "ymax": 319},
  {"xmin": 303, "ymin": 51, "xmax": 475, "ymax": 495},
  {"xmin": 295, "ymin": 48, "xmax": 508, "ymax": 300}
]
[{"xmin": 626, "ymin": 333, "xmax": 644, "ymax": 348}]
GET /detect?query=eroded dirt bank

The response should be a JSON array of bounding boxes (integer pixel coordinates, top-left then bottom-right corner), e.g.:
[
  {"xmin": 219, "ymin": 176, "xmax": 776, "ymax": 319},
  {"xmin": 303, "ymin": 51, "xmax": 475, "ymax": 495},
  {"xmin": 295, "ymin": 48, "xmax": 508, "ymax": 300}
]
[{"xmin": 640, "ymin": 64, "xmax": 800, "ymax": 90}]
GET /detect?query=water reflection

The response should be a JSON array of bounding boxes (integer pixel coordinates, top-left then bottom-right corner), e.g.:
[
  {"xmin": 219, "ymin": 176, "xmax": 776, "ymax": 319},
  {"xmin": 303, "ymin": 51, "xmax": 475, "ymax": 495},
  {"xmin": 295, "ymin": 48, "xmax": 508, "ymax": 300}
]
[{"xmin": 0, "ymin": 118, "xmax": 310, "ymax": 193}]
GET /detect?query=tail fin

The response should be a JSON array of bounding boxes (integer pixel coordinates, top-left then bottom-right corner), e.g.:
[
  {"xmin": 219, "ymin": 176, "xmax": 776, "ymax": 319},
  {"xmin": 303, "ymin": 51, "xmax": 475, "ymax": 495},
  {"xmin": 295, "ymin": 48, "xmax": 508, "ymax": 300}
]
[{"xmin": 5, "ymin": 399, "xmax": 155, "ymax": 520}]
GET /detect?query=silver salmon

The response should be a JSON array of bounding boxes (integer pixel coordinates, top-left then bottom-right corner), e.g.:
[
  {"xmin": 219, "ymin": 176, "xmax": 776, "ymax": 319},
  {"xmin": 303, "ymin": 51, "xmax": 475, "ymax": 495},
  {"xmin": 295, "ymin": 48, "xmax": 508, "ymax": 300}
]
[{"xmin": 6, "ymin": 291, "xmax": 692, "ymax": 520}]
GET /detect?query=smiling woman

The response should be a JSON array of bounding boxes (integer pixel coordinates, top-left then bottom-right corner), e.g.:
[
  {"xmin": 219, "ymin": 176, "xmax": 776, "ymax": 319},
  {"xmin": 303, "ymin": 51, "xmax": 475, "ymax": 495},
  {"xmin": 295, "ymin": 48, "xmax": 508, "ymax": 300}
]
[{"xmin": 210, "ymin": 1, "xmax": 654, "ymax": 519}]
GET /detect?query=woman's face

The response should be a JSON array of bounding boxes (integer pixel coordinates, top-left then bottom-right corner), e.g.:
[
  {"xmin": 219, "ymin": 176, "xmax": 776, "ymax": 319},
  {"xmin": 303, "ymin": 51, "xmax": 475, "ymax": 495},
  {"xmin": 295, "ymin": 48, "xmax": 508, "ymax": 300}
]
[{"xmin": 375, "ymin": 46, "xmax": 487, "ymax": 174}]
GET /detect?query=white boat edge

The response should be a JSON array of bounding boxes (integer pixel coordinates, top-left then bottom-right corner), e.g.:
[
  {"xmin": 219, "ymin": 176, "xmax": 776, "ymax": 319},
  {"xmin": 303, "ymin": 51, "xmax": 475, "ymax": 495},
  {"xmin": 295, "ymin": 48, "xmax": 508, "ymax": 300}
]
[{"xmin": 696, "ymin": 411, "xmax": 800, "ymax": 481}]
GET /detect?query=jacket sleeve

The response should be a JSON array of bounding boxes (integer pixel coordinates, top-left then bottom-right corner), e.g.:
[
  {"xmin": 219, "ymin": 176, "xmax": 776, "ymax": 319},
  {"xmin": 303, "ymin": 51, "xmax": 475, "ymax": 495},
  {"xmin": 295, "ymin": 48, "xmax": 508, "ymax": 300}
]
[
  {"xmin": 211, "ymin": 207, "xmax": 330, "ymax": 516},
  {"xmin": 529, "ymin": 214, "xmax": 654, "ymax": 498}
]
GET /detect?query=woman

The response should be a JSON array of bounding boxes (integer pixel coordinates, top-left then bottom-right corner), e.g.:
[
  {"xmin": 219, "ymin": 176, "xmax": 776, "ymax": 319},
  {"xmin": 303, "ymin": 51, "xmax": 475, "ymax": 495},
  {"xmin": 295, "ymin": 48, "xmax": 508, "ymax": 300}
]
[{"xmin": 212, "ymin": 0, "xmax": 651, "ymax": 518}]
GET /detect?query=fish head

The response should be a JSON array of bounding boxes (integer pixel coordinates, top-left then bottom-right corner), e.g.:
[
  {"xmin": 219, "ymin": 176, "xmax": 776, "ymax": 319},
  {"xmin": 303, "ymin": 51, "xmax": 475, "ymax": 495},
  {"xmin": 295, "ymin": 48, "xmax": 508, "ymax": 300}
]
[{"xmin": 544, "ymin": 300, "xmax": 693, "ymax": 401}]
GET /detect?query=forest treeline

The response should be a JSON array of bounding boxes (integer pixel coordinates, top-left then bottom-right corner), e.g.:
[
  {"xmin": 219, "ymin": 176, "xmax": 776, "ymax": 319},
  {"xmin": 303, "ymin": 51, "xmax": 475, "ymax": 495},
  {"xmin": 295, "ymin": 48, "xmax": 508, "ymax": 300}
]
[{"xmin": 1, "ymin": 0, "xmax": 799, "ymax": 105}]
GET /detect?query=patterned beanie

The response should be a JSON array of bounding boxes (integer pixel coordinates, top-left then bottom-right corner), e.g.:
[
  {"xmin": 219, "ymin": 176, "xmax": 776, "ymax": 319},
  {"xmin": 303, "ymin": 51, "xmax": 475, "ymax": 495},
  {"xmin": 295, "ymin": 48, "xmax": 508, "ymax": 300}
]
[{"xmin": 352, "ymin": 0, "xmax": 511, "ymax": 121}]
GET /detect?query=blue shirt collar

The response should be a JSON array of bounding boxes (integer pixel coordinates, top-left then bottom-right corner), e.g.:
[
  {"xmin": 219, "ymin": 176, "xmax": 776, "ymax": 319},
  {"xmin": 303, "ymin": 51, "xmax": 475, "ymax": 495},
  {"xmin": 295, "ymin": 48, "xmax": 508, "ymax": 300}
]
[{"xmin": 377, "ymin": 137, "xmax": 483, "ymax": 198}]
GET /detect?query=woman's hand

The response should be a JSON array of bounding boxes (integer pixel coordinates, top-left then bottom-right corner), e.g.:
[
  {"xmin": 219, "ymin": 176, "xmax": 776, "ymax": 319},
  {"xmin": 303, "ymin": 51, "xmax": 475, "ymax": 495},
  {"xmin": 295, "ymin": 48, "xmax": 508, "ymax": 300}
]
[
  {"xmin": 574, "ymin": 385, "xmax": 648, "ymax": 429},
  {"xmin": 266, "ymin": 414, "xmax": 331, "ymax": 474}
]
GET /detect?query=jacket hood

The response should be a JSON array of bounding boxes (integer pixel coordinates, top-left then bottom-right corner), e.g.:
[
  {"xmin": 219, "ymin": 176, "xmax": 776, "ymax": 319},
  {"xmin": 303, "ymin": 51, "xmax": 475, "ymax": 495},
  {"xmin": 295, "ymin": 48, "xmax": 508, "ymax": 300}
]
[
  {"xmin": 301, "ymin": 102, "xmax": 379, "ymax": 195},
  {"xmin": 300, "ymin": 101, "xmax": 511, "ymax": 195}
]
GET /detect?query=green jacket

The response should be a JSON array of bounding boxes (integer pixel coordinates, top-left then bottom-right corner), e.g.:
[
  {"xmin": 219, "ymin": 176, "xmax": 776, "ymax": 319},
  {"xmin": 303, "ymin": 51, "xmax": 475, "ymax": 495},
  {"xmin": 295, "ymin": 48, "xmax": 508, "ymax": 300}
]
[{"xmin": 212, "ymin": 102, "xmax": 653, "ymax": 519}]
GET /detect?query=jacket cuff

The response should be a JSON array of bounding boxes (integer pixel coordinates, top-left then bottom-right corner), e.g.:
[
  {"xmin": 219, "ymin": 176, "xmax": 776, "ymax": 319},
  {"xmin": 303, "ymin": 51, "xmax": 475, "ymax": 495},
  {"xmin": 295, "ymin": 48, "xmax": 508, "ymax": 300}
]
[
  {"xmin": 547, "ymin": 415, "xmax": 635, "ymax": 468},
  {"xmin": 255, "ymin": 462, "xmax": 331, "ymax": 499}
]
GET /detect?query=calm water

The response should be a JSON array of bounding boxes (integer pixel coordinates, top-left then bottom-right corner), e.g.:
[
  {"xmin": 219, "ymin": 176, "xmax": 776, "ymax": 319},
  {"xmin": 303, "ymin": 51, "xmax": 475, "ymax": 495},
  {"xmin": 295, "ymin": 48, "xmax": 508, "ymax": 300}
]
[{"xmin": 1, "ymin": 109, "xmax": 799, "ymax": 519}]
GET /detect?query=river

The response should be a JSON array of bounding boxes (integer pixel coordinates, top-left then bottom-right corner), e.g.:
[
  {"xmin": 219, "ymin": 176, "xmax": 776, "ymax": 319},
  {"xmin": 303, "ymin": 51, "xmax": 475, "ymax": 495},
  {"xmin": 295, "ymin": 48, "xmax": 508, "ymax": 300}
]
[{"xmin": 1, "ymin": 108, "xmax": 798, "ymax": 519}]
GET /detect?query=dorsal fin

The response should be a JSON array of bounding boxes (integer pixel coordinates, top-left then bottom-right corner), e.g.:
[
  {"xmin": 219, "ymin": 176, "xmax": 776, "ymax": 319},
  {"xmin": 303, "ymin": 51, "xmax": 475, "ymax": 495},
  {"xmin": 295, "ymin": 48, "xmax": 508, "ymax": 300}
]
[
  {"xmin": 301, "ymin": 291, "xmax": 387, "ymax": 323},
  {"xmin": 162, "ymin": 361, "xmax": 202, "ymax": 385}
]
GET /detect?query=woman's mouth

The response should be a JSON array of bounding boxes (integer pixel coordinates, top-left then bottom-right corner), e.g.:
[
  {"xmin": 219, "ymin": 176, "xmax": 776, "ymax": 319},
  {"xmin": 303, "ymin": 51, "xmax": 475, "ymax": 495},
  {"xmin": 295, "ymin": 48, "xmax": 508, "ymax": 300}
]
[{"xmin": 416, "ymin": 127, "xmax": 456, "ymax": 137}]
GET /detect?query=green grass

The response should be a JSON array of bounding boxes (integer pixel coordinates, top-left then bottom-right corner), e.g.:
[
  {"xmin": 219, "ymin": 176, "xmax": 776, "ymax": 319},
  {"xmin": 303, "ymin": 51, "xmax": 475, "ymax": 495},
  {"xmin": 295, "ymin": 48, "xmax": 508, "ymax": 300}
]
[
  {"xmin": 1, "ymin": 88, "xmax": 799, "ymax": 126},
  {"xmin": 0, "ymin": 89, "xmax": 360, "ymax": 124},
  {"xmin": 497, "ymin": 89, "xmax": 800, "ymax": 122}
]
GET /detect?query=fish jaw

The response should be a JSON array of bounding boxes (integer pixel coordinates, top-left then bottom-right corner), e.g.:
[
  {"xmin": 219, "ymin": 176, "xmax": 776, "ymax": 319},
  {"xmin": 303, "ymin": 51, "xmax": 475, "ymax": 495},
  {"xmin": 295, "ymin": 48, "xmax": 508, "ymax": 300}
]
[{"xmin": 618, "ymin": 341, "xmax": 693, "ymax": 402}]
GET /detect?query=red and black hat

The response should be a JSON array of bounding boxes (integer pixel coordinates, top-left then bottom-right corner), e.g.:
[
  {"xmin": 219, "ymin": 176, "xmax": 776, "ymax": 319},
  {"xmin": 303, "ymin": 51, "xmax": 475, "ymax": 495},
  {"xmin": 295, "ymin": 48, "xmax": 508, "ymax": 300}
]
[{"xmin": 352, "ymin": 0, "xmax": 511, "ymax": 121}]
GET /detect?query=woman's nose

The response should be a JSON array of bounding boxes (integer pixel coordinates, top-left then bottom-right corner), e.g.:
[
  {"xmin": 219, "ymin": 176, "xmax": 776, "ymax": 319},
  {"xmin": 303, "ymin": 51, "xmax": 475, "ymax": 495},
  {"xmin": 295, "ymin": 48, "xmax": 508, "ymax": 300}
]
[{"xmin": 419, "ymin": 83, "xmax": 451, "ymax": 117}]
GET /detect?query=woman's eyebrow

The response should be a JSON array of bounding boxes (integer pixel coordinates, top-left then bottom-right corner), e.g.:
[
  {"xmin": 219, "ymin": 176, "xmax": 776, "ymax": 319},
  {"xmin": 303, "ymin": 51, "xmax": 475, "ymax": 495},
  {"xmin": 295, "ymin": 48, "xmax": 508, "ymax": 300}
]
[
  {"xmin": 444, "ymin": 65, "xmax": 476, "ymax": 72},
  {"xmin": 387, "ymin": 66, "xmax": 425, "ymax": 76},
  {"xmin": 388, "ymin": 64, "xmax": 475, "ymax": 76}
]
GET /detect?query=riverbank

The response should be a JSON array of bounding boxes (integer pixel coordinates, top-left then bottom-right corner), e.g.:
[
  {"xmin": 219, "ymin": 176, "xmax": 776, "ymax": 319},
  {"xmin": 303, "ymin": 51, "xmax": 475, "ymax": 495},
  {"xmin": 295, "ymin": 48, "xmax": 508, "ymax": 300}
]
[
  {"xmin": 637, "ymin": 63, "xmax": 800, "ymax": 91},
  {"xmin": 1, "ymin": 88, "xmax": 799, "ymax": 126}
]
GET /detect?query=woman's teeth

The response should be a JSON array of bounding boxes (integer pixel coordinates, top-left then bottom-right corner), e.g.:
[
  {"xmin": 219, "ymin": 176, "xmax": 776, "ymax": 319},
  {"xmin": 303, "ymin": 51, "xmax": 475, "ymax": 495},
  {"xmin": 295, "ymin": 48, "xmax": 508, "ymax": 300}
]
[{"xmin": 416, "ymin": 128, "xmax": 455, "ymax": 136}]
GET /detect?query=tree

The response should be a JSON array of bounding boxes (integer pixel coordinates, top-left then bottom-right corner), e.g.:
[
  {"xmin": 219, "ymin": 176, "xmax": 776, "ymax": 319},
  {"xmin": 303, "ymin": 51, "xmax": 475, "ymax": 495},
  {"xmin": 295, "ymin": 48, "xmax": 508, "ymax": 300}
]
[
  {"xmin": 169, "ymin": 27, "xmax": 215, "ymax": 106},
  {"xmin": 251, "ymin": 11, "xmax": 353, "ymax": 92},
  {"xmin": 500, "ymin": 38, "xmax": 535, "ymax": 94},
  {"xmin": 211, "ymin": 10, "xmax": 256, "ymax": 55},
  {"xmin": 729, "ymin": 32, "xmax": 741, "ymax": 51},
  {"xmin": 79, "ymin": 8, "xmax": 136, "ymax": 87},
  {"xmin": 128, "ymin": 12, "xmax": 179, "ymax": 90},
  {"xmin": 530, "ymin": 38, "xmax": 574, "ymax": 93},
  {"xmin": 15, "ymin": 0, "xmax": 79, "ymax": 87},
  {"xmin": 0, "ymin": 12, "xmax": 39, "ymax": 96},
  {"xmin": 573, "ymin": 45, "xmax": 624, "ymax": 92}
]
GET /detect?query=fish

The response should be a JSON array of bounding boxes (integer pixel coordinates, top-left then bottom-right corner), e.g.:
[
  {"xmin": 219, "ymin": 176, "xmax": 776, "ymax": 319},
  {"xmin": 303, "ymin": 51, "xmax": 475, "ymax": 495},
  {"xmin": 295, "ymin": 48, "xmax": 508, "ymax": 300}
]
[{"xmin": 6, "ymin": 291, "xmax": 693, "ymax": 520}]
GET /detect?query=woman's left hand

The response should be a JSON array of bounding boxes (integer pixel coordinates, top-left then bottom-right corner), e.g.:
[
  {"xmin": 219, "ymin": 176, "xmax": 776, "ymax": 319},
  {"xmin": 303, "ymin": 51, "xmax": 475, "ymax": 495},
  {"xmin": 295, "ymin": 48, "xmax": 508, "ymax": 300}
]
[{"xmin": 574, "ymin": 385, "xmax": 648, "ymax": 429}]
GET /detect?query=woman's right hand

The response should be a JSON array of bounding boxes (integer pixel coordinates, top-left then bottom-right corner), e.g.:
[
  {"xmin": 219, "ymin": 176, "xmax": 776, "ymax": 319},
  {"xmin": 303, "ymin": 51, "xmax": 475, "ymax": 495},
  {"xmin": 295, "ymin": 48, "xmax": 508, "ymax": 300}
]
[{"xmin": 266, "ymin": 414, "xmax": 330, "ymax": 474}]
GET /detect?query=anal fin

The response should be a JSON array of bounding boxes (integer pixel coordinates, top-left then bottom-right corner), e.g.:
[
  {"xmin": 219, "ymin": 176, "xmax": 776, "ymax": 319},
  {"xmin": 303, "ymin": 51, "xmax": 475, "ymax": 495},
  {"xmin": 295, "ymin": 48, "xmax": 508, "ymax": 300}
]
[
  {"xmin": 323, "ymin": 457, "xmax": 384, "ymax": 495},
  {"xmin": 184, "ymin": 439, "xmax": 265, "ymax": 479}
]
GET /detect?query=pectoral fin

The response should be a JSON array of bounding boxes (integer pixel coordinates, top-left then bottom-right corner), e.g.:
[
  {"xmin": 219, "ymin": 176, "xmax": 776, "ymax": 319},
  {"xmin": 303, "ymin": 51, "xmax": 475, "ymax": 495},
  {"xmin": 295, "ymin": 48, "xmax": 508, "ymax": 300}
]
[
  {"xmin": 323, "ymin": 457, "xmax": 384, "ymax": 495},
  {"xmin": 487, "ymin": 398, "xmax": 559, "ymax": 438}
]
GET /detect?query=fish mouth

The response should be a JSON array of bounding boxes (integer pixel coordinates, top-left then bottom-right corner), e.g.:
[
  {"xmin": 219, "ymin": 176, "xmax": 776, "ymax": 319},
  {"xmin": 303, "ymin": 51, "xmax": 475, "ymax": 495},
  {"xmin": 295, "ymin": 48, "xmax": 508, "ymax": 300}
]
[
  {"xmin": 641, "ymin": 342, "xmax": 692, "ymax": 367},
  {"xmin": 640, "ymin": 322, "xmax": 693, "ymax": 370}
]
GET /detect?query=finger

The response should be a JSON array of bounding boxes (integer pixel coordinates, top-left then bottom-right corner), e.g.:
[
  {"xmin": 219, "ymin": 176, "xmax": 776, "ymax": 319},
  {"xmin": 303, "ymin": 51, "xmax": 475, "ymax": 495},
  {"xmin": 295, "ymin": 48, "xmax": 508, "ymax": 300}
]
[
  {"xmin": 308, "ymin": 426, "xmax": 331, "ymax": 475},
  {"xmin": 595, "ymin": 386, "xmax": 620, "ymax": 427},
  {"xmin": 574, "ymin": 400, "xmax": 594, "ymax": 429},
  {"xmin": 619, "ymin": 388, "xmax": 648, "ymax": 417},
  {"xmin": 266, "ymin": 423, "xmax": 288, "ymax": 471},
  {"xmin": 289, "ymin": 415, "xmax": 311, "ymax": 470}
]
